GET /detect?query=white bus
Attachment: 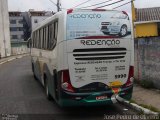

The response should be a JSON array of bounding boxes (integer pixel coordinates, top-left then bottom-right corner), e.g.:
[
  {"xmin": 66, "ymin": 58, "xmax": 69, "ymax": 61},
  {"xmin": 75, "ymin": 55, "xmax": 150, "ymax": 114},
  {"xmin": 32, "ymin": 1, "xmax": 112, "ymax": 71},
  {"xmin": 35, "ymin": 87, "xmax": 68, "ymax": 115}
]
[{"xmin": 31, "ymin": 9, "xmax": 134, "ymax": 107}]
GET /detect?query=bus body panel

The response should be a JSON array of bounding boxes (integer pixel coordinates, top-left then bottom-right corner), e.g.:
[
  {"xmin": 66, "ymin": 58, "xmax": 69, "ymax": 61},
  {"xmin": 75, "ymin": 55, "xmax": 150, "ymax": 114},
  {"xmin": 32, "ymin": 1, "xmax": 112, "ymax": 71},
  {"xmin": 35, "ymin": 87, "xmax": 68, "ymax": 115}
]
[
  {"xmin": 66, "ymin": 39, "xmax": 132, "ymax": 89},
  {"xmin": 58, "ymin": 86, "xmax": 133, "ymax": 107}
]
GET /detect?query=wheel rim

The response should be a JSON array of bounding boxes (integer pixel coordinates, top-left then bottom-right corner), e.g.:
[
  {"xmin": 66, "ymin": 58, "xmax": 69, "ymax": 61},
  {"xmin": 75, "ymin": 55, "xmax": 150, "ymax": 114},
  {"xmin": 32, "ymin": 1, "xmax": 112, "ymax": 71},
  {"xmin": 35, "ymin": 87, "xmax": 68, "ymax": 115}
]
[{"xmin": 121, "ymin": 26, "xmax": 127, "ymax": 36}]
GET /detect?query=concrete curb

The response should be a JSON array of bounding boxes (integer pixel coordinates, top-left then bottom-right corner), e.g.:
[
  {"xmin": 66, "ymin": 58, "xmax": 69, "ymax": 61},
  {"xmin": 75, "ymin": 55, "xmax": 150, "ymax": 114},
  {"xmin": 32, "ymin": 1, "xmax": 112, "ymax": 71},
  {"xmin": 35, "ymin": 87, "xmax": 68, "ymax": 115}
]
[
  {"xmin": 121, "ymin": 100, "xmax": 159, "ymax": 115},
  {"xmin": 0, "ymin": 54, "xmax": 29, "ymax": 65}
]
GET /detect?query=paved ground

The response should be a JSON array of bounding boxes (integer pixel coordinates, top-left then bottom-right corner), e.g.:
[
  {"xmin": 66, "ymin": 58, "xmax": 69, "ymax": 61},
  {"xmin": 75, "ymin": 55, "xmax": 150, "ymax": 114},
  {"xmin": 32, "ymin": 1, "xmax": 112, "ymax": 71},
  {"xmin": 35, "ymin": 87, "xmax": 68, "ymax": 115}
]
[
  {"xmin": 132, "ymin": 84, "xmax": 160, "ymax": 111},
  {"xmin": 0, "ymin": 56, "xmax": 138, "ymax": 120},
  {"xmin": 0, "ymin": 54, "xmax": 28, "ymax": 65}
]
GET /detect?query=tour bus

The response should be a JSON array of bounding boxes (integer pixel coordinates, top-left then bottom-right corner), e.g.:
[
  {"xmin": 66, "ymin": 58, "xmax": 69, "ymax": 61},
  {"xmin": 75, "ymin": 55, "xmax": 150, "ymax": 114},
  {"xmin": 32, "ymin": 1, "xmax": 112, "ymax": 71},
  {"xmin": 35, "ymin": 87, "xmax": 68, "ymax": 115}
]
[{"xmin": 31, "ymin": 9, "xmax": 134, "ymax": 107}]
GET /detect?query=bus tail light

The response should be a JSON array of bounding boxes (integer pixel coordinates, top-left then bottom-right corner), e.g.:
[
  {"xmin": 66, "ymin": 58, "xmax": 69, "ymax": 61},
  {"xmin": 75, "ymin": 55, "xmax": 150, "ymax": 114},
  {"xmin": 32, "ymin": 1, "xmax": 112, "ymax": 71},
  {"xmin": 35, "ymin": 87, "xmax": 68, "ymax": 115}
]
[
  {"xmin": 61, "ymin": 70, "xmax": 75, "ymax": 92},
  {"xmin": 67, "ymin": 9, "xmax": 73, "ymax": 14},
  {"xmin": 122, "ymin": 11, "xmax": 128, "ymax": 16},
  {"xmin": 125, "ymin": 66, "xmax": 134, "ymax": 87}
]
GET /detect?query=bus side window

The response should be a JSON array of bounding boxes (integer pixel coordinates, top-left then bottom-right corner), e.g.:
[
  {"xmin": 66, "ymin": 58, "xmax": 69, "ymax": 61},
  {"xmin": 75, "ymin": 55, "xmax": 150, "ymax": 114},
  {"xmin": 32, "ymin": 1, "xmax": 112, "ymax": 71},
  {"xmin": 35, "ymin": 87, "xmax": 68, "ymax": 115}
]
[
  {"xmin": 50, "ymin": 23, "xmax": 54, "ymax": 50},
  {"xmin": 43, "ymin": 27, "xmax": 46, "ymax": 49},
  {"xmin": 37, "ymin": 29, "xmax": 41, "ymax": 48},
  {"xmin": 54, "ymin": 21, "xmax": 58, "ymax": 46},
  {"xmin": 38, "ymin": 29, "xmax": 41, "ymax": 48},
  {"xmin": 32, "ymin": 32, "xmax": 34, "ymax": 48},
  {"xmin": 34, "ymin": 32, "xmax": 36, "ymax": 48},
  {"xmin": 50, "ymin": 21, "xmax": 58, "ymax": 50},
  {"xmin": 40, "ymin": 28, "xmax": 43, "ymax": 49},
  {"xmin": 37, "ymin": 30, "xmax": 40, "ymax": 48},
  {"xmin": 33, "ymin": 32, "xmax": 34, "ymax": 48},
  {"xmin": 48, "ymin": 24, "xmax": 51, "ymax": 50},
  {"xmin": 48, "ymin": 23, "xmax": 53, "ymax": 50},
  {"xmin": 33, "ymin": 32, "xmax": 35, "ymax": 48},
  {"xmin": 35, "ymin": 31, "xmax": 38, "ymax": 48},
  {"xmin": 45, "ymin": 26, "xmax": 48, "ymax": 50}
]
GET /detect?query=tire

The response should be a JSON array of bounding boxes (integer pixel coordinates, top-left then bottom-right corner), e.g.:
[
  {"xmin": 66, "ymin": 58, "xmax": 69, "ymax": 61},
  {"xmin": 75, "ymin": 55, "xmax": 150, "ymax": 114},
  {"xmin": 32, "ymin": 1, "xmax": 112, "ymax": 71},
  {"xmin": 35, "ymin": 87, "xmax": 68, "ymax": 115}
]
[
  {"xmin": 53, "ymin": 70, "xmax": 59, "ymax": 100},
  {"xmin": 119, "ymin": 25, "xmax": 127, "ymax": 37},
  {"xmin": 44, "ymin": 76, "xmax": 52, "ymax": 100},
  {"xmin": 32, "ymin": 63, "xmax": 38, "ymax": 80}
]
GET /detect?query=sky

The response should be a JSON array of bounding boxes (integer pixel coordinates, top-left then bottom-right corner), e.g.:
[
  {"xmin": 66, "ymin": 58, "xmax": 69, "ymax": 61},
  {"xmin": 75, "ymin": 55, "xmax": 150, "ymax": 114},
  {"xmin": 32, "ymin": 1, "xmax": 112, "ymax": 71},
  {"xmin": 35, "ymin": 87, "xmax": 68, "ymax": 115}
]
[{"xmin": 8, "ymin": 0, "xmax": 160, "ymax": 13}]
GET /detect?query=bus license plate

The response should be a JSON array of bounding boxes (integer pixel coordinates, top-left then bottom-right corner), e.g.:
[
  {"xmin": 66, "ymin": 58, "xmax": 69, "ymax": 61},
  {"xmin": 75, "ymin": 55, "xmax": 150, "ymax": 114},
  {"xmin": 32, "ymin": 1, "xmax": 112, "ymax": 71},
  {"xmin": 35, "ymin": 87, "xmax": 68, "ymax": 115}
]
[{"xmin": 96, "ymin": 96, "xmax": 107, "ymax": 100}]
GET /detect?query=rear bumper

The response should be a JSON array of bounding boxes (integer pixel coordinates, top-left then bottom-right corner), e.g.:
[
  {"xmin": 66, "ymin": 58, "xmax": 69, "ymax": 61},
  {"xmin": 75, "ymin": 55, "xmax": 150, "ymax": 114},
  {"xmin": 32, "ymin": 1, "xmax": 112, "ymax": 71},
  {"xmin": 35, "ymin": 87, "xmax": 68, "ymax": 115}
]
[{"xmin": 58, "ymin": 85, "xmax": 133, "ymax": 107}]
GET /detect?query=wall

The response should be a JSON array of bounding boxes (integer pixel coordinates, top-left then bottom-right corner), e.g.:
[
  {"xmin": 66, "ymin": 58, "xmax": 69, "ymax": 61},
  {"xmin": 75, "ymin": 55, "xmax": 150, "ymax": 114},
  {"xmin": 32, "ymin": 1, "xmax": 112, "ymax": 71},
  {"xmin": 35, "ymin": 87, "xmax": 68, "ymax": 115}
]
[
  {"xmin": 11, "ymin": 42, "xmax": 29, "ymax": 55},
  {"xmin": 135, "ymin": 23, "xmax": 158, "ymax": 38},
  {"xmin": 0, "ymin": 0, "xmax": 11, "ymax": 57},
  {"xmin": 135, "ymin": 37, "xmax": 160, "ymax": 89}
]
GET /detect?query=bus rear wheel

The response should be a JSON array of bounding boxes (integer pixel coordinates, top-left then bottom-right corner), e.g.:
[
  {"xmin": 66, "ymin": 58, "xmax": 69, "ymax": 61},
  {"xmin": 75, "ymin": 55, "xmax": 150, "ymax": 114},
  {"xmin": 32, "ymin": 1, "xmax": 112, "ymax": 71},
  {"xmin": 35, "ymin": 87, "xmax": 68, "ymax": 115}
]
[
  {"xmin": 32, "ymin": 63, "xmax": 38, "ymax": 80},
  {"xmin": 53, "ymin": 71, "xmax": 59, "ymax": 100}
]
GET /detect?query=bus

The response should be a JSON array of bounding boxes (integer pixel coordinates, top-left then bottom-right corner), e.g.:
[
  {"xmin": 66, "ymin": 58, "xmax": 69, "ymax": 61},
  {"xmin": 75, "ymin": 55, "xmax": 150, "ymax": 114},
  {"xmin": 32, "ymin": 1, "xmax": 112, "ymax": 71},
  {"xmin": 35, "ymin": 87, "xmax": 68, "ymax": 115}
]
[{"xmin": 31, "ymin": 9, "xmax": 134, "ymax": 107}]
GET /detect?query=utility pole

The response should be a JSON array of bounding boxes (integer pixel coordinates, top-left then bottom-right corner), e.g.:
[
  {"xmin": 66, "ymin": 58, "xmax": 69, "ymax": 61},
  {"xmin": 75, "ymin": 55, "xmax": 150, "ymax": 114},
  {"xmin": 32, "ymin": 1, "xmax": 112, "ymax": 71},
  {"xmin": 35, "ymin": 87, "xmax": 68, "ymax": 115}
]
[
  {"xmin": 57, "ymin": 0, "xmax": 61, "ymax": 12},
  {"xmin": 131, "ymin": 0, "xmax": 136, "ymax": 38}
]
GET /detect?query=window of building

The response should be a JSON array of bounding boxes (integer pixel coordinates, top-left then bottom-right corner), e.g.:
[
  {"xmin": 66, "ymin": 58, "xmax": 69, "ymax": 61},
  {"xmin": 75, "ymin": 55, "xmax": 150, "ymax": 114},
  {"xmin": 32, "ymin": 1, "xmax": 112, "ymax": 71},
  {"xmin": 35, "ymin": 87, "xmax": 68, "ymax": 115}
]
[
  {"xmin": 11, "ymin": 35, "xmax": 18, "ymax": 39},
  {"xmin": 17, "ymin": 27, "xmax": 23, "ymax": 31},
  {"xmin": 10, "ymin": 27, "xmax": 17, "ymax": 31},
  {"xmin": 10, "ymin": 27, "xmax": 23, "ymax": 31},
  {"xmin": 10, "ymin": 20, "xmax": 16, "ymax": 24},
  {"xmin": 18, "ymin": 20, "xmax": 23, "ymax": 24},
  {"xmin": 21, "ymin": 35, "xmax": 24, "ymax": 39}
]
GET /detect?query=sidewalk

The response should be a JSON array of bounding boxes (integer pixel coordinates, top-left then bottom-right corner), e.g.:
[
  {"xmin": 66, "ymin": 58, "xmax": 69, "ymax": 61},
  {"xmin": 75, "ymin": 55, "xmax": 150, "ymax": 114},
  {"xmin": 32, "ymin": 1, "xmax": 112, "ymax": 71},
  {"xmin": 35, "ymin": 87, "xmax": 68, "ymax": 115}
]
[
  {"xmin": 132, "ymin": 84, "xmax": 160, "ymax": 112},
  {"xmin": 0, "ymin": 54, "xmax": 29, "ymax": 64}
]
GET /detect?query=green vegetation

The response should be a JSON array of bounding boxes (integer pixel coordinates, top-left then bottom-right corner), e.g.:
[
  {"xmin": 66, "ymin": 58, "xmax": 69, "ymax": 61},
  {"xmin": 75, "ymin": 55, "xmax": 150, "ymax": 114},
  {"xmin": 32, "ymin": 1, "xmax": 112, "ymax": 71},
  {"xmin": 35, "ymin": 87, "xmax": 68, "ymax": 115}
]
[
  {"xmin": 129, "ymin": 99, "xmax": 137, "ymax": 104},
  {"xmin": 134, "ymin": 78, "xmax": 155, "ymax": 89},
  {"xmin": 139, "ymin": 80, "xmax": 154, "ymax": 89},
  {"xmin": 130, "ymin": 99, "xmax": 160, "ymax": 113},
  {"xmin": 139, "ymin": 104, "xmax": 160, "ymax": 113}
]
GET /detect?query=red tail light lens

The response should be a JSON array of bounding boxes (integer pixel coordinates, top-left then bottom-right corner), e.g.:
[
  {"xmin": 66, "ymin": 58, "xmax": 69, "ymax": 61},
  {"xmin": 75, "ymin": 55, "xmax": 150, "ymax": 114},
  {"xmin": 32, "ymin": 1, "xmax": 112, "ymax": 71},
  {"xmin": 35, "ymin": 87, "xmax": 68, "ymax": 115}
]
[
  {"xmin": 62, "ymin": 70, "xmax": 70, "ymax": 83},
  {"xmin": 61, "ymin": 70, "xmax": 75, "ymax": 92},
  {"xmin": 122, "ymin": 11, "xmax": 128, "ymax": 16},
  {"xmin": 67, "ymin": 9, "xmax": 73, "ymax": 14},
  {"xmin": 125, "ymin": 66, "xmax": 134, "ymax": 87}
]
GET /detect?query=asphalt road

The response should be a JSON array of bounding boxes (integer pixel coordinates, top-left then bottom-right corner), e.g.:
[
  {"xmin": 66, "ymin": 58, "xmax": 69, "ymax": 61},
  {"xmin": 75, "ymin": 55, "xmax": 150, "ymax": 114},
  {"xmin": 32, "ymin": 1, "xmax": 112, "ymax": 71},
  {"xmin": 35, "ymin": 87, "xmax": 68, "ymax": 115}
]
[{"xmin": 0, "ymin": 56, "xmax": 138, "ymax": 120}]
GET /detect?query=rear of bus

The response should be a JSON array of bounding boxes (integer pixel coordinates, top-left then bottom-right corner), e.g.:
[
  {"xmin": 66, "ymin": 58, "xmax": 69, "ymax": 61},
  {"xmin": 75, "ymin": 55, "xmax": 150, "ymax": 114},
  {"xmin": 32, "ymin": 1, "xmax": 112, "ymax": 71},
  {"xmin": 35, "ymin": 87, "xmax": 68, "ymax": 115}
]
[{"xmin": 59, "ymin": 9, "xmax": 134, "ymax": 106}]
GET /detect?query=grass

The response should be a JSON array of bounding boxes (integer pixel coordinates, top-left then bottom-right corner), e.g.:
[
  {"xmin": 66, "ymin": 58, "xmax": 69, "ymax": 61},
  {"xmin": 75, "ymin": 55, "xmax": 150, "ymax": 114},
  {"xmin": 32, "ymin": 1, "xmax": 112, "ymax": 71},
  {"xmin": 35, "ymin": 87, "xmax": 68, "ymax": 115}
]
[
  {"xmin": 139, "ymin": 104, "xmax": 160, "ymax": 113},
  {"xmin": 130, "ymin": 99, "xmax": 160, "ymax": 113},
  {"xmin": 140, "ymin": 80, "xmax": 155, "ymax": 89},
  {"xmin": 129, "ymin": 99, "xmax": 137, "ymax": 104},
  {"xmin": 134, "ymin": 78, "xmax": 156, "ymax": 89}
]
